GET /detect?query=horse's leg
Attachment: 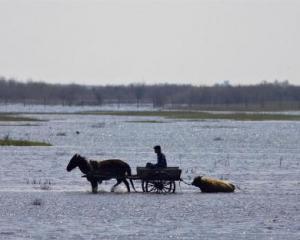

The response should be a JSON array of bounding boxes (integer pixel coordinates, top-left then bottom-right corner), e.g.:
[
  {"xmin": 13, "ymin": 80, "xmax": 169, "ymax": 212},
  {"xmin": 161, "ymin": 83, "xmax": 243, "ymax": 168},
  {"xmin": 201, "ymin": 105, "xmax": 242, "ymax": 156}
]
[
  {"xmin": 87, "ymin": 176, "xmax": 98, "ymax": 193},
  {"xmin": 90, "ymin": 179, "xmax": 98, "ymax": 193},
  {"xmin": 111, "ymin": 179, "xmax": 122, "ymax": 192},
  {"xmin": 122, "ymin": 179, "xmax": 130, "ymax": 192}
]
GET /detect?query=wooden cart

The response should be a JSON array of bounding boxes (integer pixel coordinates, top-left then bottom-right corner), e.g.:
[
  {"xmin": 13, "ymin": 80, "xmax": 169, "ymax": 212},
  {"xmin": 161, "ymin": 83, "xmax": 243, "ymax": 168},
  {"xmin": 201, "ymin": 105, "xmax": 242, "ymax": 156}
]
[{"xmin": 129, "ymin": 167, "xmax": 182, "ymax": 193}]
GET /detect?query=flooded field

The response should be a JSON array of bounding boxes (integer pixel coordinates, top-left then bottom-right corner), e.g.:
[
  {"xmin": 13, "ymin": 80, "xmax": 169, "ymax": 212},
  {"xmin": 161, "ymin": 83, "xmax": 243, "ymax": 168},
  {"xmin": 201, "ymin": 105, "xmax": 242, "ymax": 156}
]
[{"xmin": 0, "ymin": 105, "xmax": 299, "ymax": 239}]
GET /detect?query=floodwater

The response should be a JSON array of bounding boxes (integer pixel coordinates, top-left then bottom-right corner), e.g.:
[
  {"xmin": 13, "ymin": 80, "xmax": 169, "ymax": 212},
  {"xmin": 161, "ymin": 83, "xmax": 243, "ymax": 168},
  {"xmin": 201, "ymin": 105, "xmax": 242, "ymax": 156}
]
[{"xmin": 0, "ymin": 105, "xmax": 299, "ymax": 239}]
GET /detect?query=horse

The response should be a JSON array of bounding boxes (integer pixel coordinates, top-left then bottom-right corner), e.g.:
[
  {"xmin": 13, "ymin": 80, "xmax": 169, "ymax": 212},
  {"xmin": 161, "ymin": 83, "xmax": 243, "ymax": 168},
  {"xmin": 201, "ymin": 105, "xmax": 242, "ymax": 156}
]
[
  {"xmin": 191, "ymin": 176, "xmax": 235, "ymax": 193},
  {"xmin": 66, "ymin": 154, "xmax": 136, "ymax": 193}
]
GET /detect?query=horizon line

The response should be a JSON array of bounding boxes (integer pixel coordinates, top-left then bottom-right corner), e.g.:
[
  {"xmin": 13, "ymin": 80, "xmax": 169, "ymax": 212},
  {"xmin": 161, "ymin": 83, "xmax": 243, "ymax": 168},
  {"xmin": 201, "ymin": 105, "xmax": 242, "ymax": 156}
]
[{"xmin": 0, "ymin": 76, "xmax": 296, "ymax": 87}]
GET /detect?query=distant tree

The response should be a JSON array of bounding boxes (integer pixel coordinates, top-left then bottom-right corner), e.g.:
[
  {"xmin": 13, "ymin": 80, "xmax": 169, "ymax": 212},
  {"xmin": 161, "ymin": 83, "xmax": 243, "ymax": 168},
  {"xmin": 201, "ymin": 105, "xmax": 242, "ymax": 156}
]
[
  {"xmin": 0, "ymin": 76, "xmax": 299, "ymax": 110},
  {"xmin": 132, "ymin": 84, "xmax": 145, "ymax": 108},
  {"xmin": 92, "ymin": 88, "xmax": 103, "ymax": 105}
]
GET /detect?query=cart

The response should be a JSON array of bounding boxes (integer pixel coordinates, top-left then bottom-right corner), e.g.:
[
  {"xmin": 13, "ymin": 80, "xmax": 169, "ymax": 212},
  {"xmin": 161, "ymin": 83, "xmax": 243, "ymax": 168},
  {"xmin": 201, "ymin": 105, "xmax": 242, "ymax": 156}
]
[{"xmin": 129, "ymin": 167, "xmax": 182, "ymax": 193}]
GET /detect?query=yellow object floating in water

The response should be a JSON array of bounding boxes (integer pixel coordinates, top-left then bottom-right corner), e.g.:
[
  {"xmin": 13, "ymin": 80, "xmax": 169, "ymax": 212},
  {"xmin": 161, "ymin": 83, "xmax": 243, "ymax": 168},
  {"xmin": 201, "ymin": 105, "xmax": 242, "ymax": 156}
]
[{"xmin": 192, "ymin": 176, "xmax": 235, "ymax": 193}]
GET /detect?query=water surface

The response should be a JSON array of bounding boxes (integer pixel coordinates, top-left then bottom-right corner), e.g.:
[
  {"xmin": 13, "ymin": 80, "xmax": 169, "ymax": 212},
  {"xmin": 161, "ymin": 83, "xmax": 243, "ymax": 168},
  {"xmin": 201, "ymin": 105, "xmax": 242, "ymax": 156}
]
[{"xmin": 0, "ymin": 106, "xmax": 299, "ymax": 239}]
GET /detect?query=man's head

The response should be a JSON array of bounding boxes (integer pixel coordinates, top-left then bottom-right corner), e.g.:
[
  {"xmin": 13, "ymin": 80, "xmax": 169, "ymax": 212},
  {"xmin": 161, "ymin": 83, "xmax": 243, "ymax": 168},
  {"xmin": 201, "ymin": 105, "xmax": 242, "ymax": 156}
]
[{"xmin": 154, "ymin": 145, "xmax": 161, "ymax": 154}]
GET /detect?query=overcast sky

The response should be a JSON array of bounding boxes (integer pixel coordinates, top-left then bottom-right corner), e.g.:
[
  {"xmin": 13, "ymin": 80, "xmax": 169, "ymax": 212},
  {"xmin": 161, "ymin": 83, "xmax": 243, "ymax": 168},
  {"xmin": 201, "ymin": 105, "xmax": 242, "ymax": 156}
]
[{"xmin": 0, "ymin": 0, "xmax": 299, "ymax": 86}]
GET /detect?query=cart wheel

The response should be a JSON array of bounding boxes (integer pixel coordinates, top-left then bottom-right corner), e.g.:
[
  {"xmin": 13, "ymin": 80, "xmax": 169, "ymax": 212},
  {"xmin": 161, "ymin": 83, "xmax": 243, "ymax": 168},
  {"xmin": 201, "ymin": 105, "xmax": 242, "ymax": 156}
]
[
  {"xmin": 141, "ymin": 180, "xmax": 146, "ymax": 192},
  {"xmin": 145, "ymin": 180, "xmax": 176, "ymax": 193}
]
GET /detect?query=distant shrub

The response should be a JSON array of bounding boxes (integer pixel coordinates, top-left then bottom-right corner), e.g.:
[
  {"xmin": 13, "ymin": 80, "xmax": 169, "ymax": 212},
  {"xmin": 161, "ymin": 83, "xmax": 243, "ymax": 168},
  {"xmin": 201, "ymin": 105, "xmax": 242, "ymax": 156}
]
[
  {"xmin": 0, "ymin": 135, "xmax": 51, "ymax": 146},
  {"xmin": 26, "ymin": 178, "xmax": 52, "ymax": 190},
  {"xmin": 32, "ymin": 198, "xmax": 42, "ymax": 206}
]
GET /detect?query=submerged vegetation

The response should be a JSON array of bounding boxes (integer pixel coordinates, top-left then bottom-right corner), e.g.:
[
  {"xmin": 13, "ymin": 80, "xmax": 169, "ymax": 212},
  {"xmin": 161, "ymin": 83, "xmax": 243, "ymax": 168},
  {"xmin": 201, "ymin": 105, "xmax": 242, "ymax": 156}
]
[
  {"xmin": 79, "ymin": 110, "xmax": 300, "ymax": 121},
  {"xmin": 0, "ymin": 135, "xmax": 51, "ymax": 146},
  {"xmin": 126, "ymin": 120, "xmax": 166, "ymax": 123},
  {"xmin": 1, "ymin": 110, "xmax": 299, "ymax": 121},
  {"xmin": 0, "ymin": 114, "xmax": 41, "ymax": 122}
]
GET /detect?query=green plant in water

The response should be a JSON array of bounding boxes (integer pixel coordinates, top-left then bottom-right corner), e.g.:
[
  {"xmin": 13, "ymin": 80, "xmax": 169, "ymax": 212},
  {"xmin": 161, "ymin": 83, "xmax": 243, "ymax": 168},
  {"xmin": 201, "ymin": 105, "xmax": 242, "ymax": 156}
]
[
  {"xmin": 0, "ymin": 114, "xmax": 42, "ymax": 122},
  {"xmin": 78, "ymin": 110, "xmax": 300, "ymax": 121},
  {"xmin": 0, "ymin": 134, "xmax": 51, "ymax": 146}
]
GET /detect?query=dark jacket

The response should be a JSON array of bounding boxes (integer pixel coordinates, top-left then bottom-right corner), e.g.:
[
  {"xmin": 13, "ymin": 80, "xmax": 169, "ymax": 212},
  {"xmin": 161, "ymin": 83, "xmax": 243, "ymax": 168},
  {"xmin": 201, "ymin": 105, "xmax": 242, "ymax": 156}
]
[{"xmin": 156, "ymin": 153, "xmax": 167, "ymax": 168}]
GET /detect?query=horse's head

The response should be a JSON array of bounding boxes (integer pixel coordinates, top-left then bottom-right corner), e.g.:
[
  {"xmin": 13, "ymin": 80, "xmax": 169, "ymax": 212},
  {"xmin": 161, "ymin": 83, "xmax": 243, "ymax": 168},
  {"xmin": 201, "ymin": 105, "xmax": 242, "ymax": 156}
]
[{"xmin": 66, "ymin": 154, "xmax": 82, "ymax": 172}]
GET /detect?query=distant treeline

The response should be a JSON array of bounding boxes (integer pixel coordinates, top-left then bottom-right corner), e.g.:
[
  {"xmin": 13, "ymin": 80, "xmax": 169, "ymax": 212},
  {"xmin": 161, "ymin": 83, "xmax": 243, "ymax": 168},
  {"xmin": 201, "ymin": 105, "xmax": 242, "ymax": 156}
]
[{"xmin": 0, "ymin": 77, "xmax": 300, "ymax": 110}]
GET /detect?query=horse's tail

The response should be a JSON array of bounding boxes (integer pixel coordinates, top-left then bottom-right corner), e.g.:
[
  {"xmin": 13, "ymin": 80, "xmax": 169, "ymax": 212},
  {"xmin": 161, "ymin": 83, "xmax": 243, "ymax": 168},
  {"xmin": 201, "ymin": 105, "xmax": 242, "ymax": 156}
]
[{"xmin": 125, "ymin": 164, "xmax": 136, "ymax": 192}]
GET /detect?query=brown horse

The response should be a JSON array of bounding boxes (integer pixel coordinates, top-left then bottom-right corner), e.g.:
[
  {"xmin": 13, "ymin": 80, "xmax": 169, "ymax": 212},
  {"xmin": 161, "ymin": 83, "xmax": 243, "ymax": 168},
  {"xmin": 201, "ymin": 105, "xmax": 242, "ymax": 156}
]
[{"xmin": 66, "ymin": 154, "xmax": 136, "ymax": 193}]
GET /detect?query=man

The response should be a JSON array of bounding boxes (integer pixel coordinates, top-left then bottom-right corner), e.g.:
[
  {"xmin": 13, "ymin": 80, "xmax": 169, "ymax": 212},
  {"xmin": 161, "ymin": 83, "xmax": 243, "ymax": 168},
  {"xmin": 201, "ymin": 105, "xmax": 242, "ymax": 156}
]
[{"xmin": 146, "ymin": 145, "xmax": 167, "ymax": 168}]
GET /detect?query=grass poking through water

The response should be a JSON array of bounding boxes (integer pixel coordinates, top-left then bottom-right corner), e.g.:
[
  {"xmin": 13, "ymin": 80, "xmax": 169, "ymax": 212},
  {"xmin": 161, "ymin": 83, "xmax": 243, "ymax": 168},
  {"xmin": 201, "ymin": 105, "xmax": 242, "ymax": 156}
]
[
  {"xmin": 78, "ymin": 111, "xmax": 300, "ymax": 121},
  {"xmin": 0, "ymin": 114, "xmax": 41, "ymax": 122},
  {"xmin": 126, "ymin": 120, "xmax": 165, "ymax": 123},
  {"xmin": 0, "ymin": 135, "xmax": 51, "ymax": 146}
]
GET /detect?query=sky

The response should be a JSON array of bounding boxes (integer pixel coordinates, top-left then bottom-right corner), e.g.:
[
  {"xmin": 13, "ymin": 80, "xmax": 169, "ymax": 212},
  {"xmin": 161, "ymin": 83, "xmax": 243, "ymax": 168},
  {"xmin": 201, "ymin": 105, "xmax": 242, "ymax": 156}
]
[{"xmin": 0, "ymin": 0, "xmax": 299, "ymax": 86}]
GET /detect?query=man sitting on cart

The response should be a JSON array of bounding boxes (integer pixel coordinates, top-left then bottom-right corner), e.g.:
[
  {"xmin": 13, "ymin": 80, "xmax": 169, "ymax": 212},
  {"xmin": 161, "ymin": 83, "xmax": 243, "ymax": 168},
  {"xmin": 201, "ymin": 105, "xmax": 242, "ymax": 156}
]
[{"xmin": 146, "ymin": 145, "xmax": 167, "ymax": 168}]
